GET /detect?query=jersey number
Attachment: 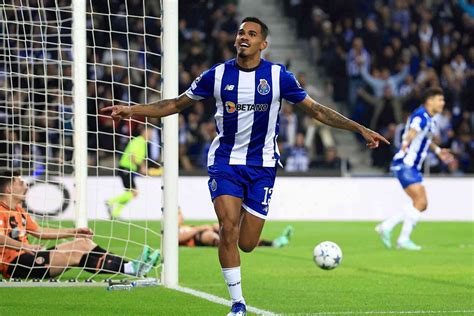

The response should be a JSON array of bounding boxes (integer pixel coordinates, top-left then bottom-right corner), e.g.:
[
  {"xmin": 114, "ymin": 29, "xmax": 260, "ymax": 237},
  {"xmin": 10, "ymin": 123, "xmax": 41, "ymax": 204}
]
[{"xmin": 262, "ymin": 187, "xmax": 273, "ymax": 205}]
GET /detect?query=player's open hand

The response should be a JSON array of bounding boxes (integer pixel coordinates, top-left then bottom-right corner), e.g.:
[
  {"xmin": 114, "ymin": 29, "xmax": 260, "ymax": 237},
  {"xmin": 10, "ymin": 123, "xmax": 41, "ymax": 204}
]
[
  {"xmin": 438, "ymin": 148, "xmax": 454, "ymax": 164},
  {"xmin": 100, "ymin": 105, "xmax": 132, "ymax": 120},
  {"xmin": 76, "ymin": 227, "xmax": 94, "ymax": 239},
  {"xmin": 361, "ymin": 128, "xmax": 390, "ymax": 149}
]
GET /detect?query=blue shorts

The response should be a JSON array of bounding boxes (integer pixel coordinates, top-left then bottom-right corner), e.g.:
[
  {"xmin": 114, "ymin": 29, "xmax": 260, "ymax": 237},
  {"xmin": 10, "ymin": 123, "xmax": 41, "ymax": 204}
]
[
  {"xmin": 207, "ymin": 164, "xmax": 277, "ymax": 219},
  {"xmin": 391, "ymin": 163, "xmax": 423, "ymax": 189}
]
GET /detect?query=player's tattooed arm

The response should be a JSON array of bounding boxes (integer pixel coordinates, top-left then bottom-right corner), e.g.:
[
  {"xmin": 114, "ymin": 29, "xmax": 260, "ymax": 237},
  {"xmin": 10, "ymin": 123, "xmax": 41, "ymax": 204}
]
[
  {"xmin": 297, "ymin": 96, "xmax": 389, "ymax": 148},
  {"xmin": 101, "ymin": 93, "xmax": 196, "ymax": 120},
  {"xmin": 312, "ymin": 100, "xmax": 361, "ymax": 132},
  {"xmin": 133, "ymin": 93, "xmax": 196, "ymax": 116},
  {"xmin": 296, "ymin": 96, "xmax": 363, "ymax": 132}
]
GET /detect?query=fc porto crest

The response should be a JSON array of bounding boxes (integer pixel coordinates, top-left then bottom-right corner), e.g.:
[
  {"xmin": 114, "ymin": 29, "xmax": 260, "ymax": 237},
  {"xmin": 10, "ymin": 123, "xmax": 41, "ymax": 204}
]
[
  {"xmin": 210, "ymin": 179, "xmax": 217, "ymax": 192},
  {"xmin": 257, "ymin": 79, "xmax": 270, "ymax": 95}
]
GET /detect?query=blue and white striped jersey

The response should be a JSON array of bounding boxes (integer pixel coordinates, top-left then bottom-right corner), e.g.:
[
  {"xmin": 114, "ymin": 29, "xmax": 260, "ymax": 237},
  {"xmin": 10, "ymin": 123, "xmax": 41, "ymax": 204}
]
[
  {"xmin": 392, "ymin": 106, "xmax": 435, "ymax": 170},
  {"xmin": 186, "ymin": 58, "xmax": 307, "ymax": 167}
]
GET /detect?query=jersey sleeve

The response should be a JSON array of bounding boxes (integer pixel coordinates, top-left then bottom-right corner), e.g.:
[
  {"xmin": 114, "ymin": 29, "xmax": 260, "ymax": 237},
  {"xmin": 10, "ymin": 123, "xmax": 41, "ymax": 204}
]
[
  {"xmin": 23, "ymin": 209, "xmax": 40, "ymax": 233},
  {"xmin": 0, "ymin": 211, "xmax": 7, "ymax": 236},
  {"xmin": 280, "ymin": 67, "xmax": 307, "ymax": 104},
  {"xmin": 185, "ymin": 67, "xmax": 215, "ymax": 100},
  {"xmin": 409, "ymin": 115, "xmax": 427, "ymax": 132}
]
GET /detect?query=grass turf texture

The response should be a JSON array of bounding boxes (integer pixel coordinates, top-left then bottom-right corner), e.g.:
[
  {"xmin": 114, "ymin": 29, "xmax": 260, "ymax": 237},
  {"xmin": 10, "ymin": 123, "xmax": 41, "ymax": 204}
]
[{"xmin": 0, "ymin": 221, "xmax": 472, "ymax": 315}]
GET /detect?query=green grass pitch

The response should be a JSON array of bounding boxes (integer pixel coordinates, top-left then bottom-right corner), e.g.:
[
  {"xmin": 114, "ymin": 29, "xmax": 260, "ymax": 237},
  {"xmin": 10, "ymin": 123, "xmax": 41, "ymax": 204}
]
[{"xmin": 1, "ymin": 221, "xmax": 473, "ymax": 315}]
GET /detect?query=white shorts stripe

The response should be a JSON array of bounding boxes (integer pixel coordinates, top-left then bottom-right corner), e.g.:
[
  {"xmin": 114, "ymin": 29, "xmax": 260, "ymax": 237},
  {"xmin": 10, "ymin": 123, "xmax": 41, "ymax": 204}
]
[{"xmin": 242, "ymin": 203, "xmax": 267, "ymax": 220}]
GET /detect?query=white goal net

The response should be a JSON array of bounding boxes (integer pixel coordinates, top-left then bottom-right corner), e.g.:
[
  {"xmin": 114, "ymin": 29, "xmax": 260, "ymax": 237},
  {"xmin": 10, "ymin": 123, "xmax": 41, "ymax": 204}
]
[{"xmin": 0, "ymin": 0, "xmax": 174, "ymax": 285}]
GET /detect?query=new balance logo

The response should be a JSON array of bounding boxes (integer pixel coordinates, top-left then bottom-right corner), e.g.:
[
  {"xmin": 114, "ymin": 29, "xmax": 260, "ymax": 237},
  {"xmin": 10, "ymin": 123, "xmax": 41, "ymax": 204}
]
[{"xmin": 224, "ymin": 84, "xmax": 234, "ymax": 91}]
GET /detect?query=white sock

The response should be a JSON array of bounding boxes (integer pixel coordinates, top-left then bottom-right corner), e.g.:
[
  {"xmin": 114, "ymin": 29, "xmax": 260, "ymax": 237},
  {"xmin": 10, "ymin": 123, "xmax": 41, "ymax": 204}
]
[
  {"xmin": 222, "ymin": 266, "xmax": 245, "ymax": 305},
  {"xmin": 123, "ymin": 262, "xmax": 135, "ymax": 275},
  {"xmin": 380, "ymin": 212, "xmax": 405, "ymax": 231},
  {"xmin": 398, "ymin": 204, "xmax": 422, "ymax": 243}
]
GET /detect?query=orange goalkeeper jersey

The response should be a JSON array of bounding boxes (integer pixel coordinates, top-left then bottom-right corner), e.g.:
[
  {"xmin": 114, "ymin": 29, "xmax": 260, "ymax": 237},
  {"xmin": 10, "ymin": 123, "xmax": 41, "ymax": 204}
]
[{"xmin": 0, "ymin": 202, "xmax": 39, "ymax": 277}]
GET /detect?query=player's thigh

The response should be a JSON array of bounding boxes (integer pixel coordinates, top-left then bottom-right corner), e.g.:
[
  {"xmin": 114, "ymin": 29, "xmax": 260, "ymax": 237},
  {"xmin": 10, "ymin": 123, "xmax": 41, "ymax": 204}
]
[
  {"xmin": 47, "ymin": 252, "xmax": 69, "ymax": 277},
  {"xmin": 48, "ymin": 239, "xmax": 97, "ymax": 275},
  {"xmin": 213, "ymin": 195, "xmax": 243, "ymax": 226},
  {"xmin": 54, "ymin": 238, "xmax": 97, "ymax": 261},
  {"xmin": 404, "ymin": 183, "xmax": 427, "ymax": 205},
  {"xmin": 48, "ymin": 248, "xmax": 80, "ymax": 271}
]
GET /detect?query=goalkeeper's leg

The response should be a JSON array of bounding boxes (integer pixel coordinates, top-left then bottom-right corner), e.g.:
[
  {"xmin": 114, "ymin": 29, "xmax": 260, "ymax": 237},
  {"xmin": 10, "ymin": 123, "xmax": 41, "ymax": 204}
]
[
  {"xmin": 47, "ymin": 238, "xmax": 154, "ymax": 277},
  {"xmin": 107, "ymin": 190, "xmax": 136, "ymax": 218},
  {"xmin": 106, "ymin": 170, "xmax": 138, "ymax": 218}
]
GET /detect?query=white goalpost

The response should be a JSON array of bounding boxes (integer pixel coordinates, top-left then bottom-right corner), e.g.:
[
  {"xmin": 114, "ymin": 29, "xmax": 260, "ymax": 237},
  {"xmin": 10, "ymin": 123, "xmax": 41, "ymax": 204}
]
[
  {"xmin": 161, "ymin": 0, "xmax": 179, "ymax": 288},
  {"xmin": 0, "ymin": 0, "xmax": 178, "ymax": 286},
  {"xmin": 72, "ymin": 0, "xmax": 88, "ymax": 229}
]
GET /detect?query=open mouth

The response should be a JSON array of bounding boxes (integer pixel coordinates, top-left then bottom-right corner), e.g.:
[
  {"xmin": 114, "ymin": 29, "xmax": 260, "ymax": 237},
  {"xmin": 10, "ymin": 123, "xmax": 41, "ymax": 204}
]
[{"xmin": 240, "ymin": 42, "xmax": 250, "ymax": 48}]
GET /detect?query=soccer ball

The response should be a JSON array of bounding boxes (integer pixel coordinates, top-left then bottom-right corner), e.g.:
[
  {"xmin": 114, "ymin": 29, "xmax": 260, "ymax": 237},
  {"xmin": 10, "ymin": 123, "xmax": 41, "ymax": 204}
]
[{"xmin": 313, "ymin": 241, "xmax": 343, "ymax": 270}]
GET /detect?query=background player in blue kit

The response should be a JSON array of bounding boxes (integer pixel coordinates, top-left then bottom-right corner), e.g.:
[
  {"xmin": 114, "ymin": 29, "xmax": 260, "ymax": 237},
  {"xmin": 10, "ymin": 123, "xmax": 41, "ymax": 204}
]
[
  {"xmin": 102, "ymin": 17, "xmax": 388, "ymax": 316},
  {"xmin": 376, "ymin": 87, "xmax": 454, "ymax": 251}
]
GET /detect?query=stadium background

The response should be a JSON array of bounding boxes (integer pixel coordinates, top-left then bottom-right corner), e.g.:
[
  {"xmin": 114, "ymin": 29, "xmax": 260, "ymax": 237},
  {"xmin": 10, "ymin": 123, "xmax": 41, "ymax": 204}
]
[{"xmin": 1, "ymin": 0, "xmax": 472, "ymax": 176}]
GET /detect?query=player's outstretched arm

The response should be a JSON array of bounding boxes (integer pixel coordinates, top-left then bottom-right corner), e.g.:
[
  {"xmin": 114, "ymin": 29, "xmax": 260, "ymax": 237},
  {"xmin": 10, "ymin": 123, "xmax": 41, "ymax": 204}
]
[
  {"xmin": 401, "ymin": 128, "xmax": 418, "ymax": 152},
  {"xmin": 0, "ymin": 234, "xmax": 43, "ymax": 254},
  {"xmin": 429, "ymin": 143, "xmax": 454, "ymax": 163},
  {"xmin": 100, "ymin": 93, "xmax": 196, "ymax": 120},
  {"xmin": 296, "ymin": 96, "xmax": 390, "ymax": 149},
  {"xmin": 29, "ymin": 227, "xmax": 94, "ymax": 240}
]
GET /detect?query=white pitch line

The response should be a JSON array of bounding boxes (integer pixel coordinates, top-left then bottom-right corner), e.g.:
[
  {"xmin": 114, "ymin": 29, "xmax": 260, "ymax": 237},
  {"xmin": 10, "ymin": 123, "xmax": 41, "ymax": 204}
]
[
  {"xmin": 0, "ymin": 282, "xmax": 106, "ymax": 288},
  {"xmin": 173, "ymin": 285, "xmax": 278, "ymax": 316},
  {"xmin": 310, "ymin": 310, "xmax": 474, "ymax": 315}
]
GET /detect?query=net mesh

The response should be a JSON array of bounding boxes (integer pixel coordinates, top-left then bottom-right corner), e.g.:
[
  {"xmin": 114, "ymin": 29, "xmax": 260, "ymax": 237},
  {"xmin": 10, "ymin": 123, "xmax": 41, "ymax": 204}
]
[{"xmin": 0, "ymin": 0, "xmax": 163, "ymax": 283}]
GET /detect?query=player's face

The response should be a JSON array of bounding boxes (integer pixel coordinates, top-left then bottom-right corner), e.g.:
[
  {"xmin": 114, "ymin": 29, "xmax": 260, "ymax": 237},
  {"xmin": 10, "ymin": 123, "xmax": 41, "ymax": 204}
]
[
  {"xmin": 427, "ymin": 95, "xmax": 445, "ymax": 114},
  {"xmin": 9, "ymin": 177, "xmax": 27, "ymax": 201},
  {"xmin": 235, "ymin": 22, "xmax": 267, "ymax": 58}
]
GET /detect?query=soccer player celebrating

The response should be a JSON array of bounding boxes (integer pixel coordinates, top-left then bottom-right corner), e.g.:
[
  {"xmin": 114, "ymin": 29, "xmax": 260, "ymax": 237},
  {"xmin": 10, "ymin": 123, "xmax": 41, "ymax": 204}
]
[
  {"xmin": 376, "ymin": 87, "xmax": 453, "ymax": 251},
  {"xmin": 102, "ymin": 17, "xmax": 388, "ymax": 315},
  {"xmin": 106, "ymin": 126, "xmax": 153, "ymax": 219},
  {"xmin": 0, "ymin": 170, "xmax": 160, "ymax": 280}
]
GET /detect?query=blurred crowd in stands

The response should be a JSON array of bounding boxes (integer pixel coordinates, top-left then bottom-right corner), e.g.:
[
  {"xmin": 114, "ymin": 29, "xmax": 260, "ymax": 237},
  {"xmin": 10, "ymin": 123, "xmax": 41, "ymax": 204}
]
[
  {"xmin": 0, "ymin": 0, "xmax": 472, "ymax": 175},
  {"xmin": 284, "ymin": 0, "xmax": 473, "ymax": 174},
  {"xmin": 1, "ymin": 0, "xmax": 76, "ymax": 171},
  {"xmin": 88, "ymin": 0, "xmax": 241, "ymax": 172}
]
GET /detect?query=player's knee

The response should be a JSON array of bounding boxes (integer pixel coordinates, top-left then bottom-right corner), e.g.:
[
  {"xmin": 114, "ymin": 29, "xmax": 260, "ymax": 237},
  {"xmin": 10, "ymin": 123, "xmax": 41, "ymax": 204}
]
[
  {"xmin": 238, "ymin": 240, "xmax": 257, "ymax": 253},
  {"xmin": 417, "ymin": 200, "xmax": 428, "ymax": 211},
  {"xmin": 219, "ymin": 222, "xmax": 239, "ymax": 245},
  {"xmin": 75, "ymin": 238, "xmax": 96, "ymax": 251}
]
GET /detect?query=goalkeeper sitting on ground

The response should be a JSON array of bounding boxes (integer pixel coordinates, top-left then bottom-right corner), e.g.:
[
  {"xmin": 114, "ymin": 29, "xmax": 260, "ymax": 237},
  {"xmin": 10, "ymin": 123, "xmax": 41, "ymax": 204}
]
[{"xmin": 0, "ymin": 170, "xmax": 160, "ymax": 280}]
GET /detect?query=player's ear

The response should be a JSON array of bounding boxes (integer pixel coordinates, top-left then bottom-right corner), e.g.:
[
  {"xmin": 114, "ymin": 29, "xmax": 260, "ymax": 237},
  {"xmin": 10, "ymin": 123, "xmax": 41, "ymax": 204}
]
[
  {"xmin": 4, "ymin": 183, "xmax": 12, "ymax": 194},
  {"xmin": 260, "ymin": 40, "xmax": 268, "ymax": 51}
]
